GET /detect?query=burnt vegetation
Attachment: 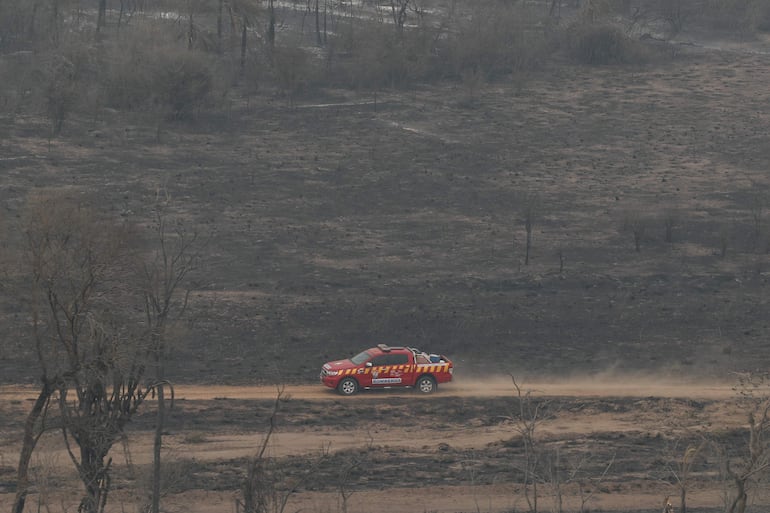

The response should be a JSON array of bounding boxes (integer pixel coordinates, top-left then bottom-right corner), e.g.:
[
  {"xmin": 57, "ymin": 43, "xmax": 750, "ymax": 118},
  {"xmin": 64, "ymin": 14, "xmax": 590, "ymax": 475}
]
[
  {"xmin": 3, "ymin": 0, "xmax": 770, "ymax": 511},
  {"xmin": 0, "ymin": 0, "xmax": 769, "ymax": 384}
]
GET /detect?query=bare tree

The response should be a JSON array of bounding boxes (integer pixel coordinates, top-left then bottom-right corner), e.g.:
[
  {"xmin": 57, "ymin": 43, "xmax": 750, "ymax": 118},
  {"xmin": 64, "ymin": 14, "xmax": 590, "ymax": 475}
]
[
  {"xmin": 719, "ymin": 222, "xmax": 731, "ymax": 259},
  {"xmin": 267, "ymin": 0, "xmax": 275, "ymax": 52},
  {"xmin": 663, "ymin": 208, "xmax": 679, "ymax": 244},
  {"xmin": 748, "ymin": 191, "xmax": 766, "ymax": 243},
  {"xmin": 579, "ymin": 0, "xmax": 612, "ymax": 23},
  {"xmin": 314, "ymin": 0, "xmax": 321, "ymax": 46},
  {"xmin": 548, "ymin": 0, "xmax": 561, "ymax": 18},
  {"xmin": 238, "ymin": 385, "xmax": 327, "ymax": 513},
  {"xmin": 11, "ymin": 376, "xmax": 54, "ymax": 513},
  {"xmin": 224, "ymin": 0, "xmax": 261, "ymax": 73},
  {"xmin": 568, "ymin": 451, "xmax": 615, "ymax": 513},
  {"xmin": 97, "ymin": 0, "xmax": 107, "ymax": 34},
  {"xmin": 217, "ymin": 0, "xmax": 225, "ymax": 52},
  {"xmin": 621, "ymin": 210, "xmax": 649, "ymax": 252},
  {"xmin": 184, "ymin": 0, "xmax": 212, "ymax": 50},
  {"xmin": 273, "ymin": 46, "xmax": 308, "ymax": 107},
  {"xmin": 522, "ymin": 193, "xmax": 539, "ymax": 266},
  {"xmin": 665, "ymin": 441, "xmax": 706, "ymax": 513},
  {"xmin": 10, "ymin": 192, "xmax": 156, "ymax": 513},
  {"xmin": 510, "ymin": 374, "xmax": 548, "ymax": 513},
  {"xmin": 241, "ymin": 385, "xmax": 284, "ymax": 513},
  {"xmin": 336, "ymin": 453, "xmax": 362, "ymax": 513},
  {"xmin": 717, "ymin": 372, "xmax": 770, "ymax": 513},
  {"xmin": 657, "ymin": 0, "xmax": 692, "ymax": 36},
  {"xmin": 390, "ymin": 0, "xmax": 410, "ymax": 34},
  {"xmin": 141, "ymin": 192, "xmax": 198, "ymax": 513},
  {"xmin": 45, "ymin": 55, "xmax": 77, "ymax": 137}
]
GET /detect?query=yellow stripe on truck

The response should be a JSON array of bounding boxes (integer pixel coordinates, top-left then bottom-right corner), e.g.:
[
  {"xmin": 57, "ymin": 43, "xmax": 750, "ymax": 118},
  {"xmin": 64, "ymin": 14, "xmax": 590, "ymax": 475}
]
[{"xmin": 418, "ymin": 364, "xmax": 449, "ymax": 373}]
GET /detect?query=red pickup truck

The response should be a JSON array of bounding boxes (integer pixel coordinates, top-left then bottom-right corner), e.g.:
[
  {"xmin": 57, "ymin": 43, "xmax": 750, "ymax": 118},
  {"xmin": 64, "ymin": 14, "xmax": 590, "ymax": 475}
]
[{"xmin": 320, "ymin": 344, "xmax": 454, "ymax": 395}]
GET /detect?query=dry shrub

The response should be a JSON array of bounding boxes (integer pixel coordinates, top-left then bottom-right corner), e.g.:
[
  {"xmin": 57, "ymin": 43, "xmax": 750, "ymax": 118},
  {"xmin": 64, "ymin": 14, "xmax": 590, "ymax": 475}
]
[
  {"xmin": 155, "ymin": 50, "xmax": 214, "ymax": 118},
  {"xmin": 45, "ymin": 57, "xmax": 77, "ymax": 134},
  {"xmin": 271, "ymin": 45, "xmax": 316, "ymax": 104},
  {"xmin": 105, "ymin": 48, "xmax": 215, "ymax": 118},
  {"xmin": 99, "ymin": 24, "xmax": 215, "ymax": 118},
  {"xmin": 751, "ymin": 1, "xmax": 770, "ymax": 32},
  {"xmin": 0, "ymin": 0, "xmax": 70, "ymax": 50},
  {"xmin": 327, "ymin": 22, "xmax": 433, "ymax": 89},
  {"xmin": 646, "ymin": 0, "xmax": 770, "ymax": 34},
  {"xmin": 28, "ymin": 41, "xmax": 99, "ymax": 134},
  {"xmin": 101, "ymin": 39, "xmax": 157, "ymax": 111},
  {"xmin": 440, "ymin": 3, "xmax": 550, "ymax": 79},
  {"xmin": 701, "ymin": 0, "xmax": 764, "ymax": 32},
  {"xmin": 0, "ymin": 52, "xmax": 35, "ymax": 124},
  {"xmin": 240, "ymin": 49, "xmax": 270, "ymax": 95},
  {"xmin": 326, "ymin": 2, "xmax": 550, "ymax": 89},
  {"xmin": 566, "ymin": 22, "xmax": 650, "ymax": 65}
]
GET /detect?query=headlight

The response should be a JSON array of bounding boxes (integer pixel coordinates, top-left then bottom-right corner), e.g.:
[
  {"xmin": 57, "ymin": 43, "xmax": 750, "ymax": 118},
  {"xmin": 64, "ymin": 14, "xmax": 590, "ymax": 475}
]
[{"xmin": 326, "ymin": 370, "xmax": 339, "ymax": 376}]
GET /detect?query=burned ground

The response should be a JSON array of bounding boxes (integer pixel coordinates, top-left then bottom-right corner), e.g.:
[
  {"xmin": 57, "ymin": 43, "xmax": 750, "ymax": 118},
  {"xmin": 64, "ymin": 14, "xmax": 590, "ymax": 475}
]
[
  {"xmin": 0, "ymin": 383, "xmax": 756, "ymax": 512},
  {"xmin": 3, "ymin": 49, "xmax": 770, "ymax": 385},
  {"xmin": 2, "ymin": 3, "xmax": 770, "ymax": 511}
]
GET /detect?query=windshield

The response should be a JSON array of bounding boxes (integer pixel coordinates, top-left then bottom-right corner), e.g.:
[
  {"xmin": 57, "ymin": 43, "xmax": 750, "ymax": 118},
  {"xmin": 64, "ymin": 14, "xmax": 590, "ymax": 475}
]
[{"xmin": 350, "ymin": 350, "xmax": 371, "ymax": 365}]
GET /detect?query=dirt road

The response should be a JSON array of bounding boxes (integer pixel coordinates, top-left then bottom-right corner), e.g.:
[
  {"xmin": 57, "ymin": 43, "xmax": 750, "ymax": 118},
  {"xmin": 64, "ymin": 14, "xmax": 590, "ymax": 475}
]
[{"xmin": 1, "ymin": 375, "xmax": 735, "ymax": 401}]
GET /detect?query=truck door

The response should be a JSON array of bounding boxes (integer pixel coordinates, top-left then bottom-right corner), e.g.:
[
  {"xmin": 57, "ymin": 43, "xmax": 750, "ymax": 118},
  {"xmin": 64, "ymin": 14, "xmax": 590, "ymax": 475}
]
[
  {"xmin": 369, "ymin": 353, "xmax": 410, "ymax": 387},
  {"xmin": 368, "ymin": 354, "xmax": 392, "ymax": 387},
  {"xmin": 388, "ymin": 353, "xmax": 412, "ymax": 386}
]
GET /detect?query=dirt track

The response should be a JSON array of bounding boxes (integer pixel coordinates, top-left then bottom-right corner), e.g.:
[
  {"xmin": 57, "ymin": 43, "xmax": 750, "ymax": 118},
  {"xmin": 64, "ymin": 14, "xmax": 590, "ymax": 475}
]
[
  {"xmin": 166, "ymin": 377, "xmax": 739, "ymax": 401},
  {"xmin": 0, "ymin": 376, "xmax": 737, "ymax": 401}
]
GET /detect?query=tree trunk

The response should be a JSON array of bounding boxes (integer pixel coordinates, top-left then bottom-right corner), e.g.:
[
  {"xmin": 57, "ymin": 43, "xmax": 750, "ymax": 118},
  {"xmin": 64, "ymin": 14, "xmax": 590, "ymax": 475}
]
[
  {"xmin": 729, "ymin": 476, "xmax": 747, "ymax": 513},
  {"xmin": 680, "ymin": 486, "xmax": 686, "ymax": 513},
  {"xmin": 549, "ymin": 0, "xmax": 560, "ymax": 17},
  {"xmin": 117, "ymin": 0, "xmax": 125, "ymax": 30},
  {"xmin": 216, "ymin": 0, "xmax": 223, "ymax": 53},
  {"xmin": 77, "ymin": 443, "xmax": 110, "ymax": 513},
  {"xmin": 97, "ymin": 0, "xmax": 107, "ymax": 33},
  {"xmin": 188, "ymin": 10, "xmax": 194, "ymax": 50},
  {"xmin": 12, "ymin": 383, "xmax": 52, "ymax": 513},
  {"xmin": 391, "ymin": 0, "xmax": 408, "ymax": 35},
  {"xmin": 267, "ymin": 0, "xmax": 275, "ymax": 52},
  {"xmin": 51, "ymin": 0, "xmax": 59, "ymax": 43},
  {"xmin": 525, "ymin": 219, "xmax": 532, "ymax": 265},
  {"xmin": 314, "ymin": 0, "xmax": 321, "ymax": 46},
  {"xmin": 28, "ymin": 2, "xmax": 39, "ymax": 39},
  {"xmin": 150, "ymin": 382, "xmax": 165, "ymax": 513},
  {"xmin": 240, "ymin": 22, "xmax": 247, "ymax": 72}
]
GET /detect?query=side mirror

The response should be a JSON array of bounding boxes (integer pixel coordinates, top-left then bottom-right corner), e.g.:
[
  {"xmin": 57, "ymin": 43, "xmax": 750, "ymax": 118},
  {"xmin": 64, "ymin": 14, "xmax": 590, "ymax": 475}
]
[{"xmin": 366, "ymin": 362, "xmax": 373, "ymax": 367}]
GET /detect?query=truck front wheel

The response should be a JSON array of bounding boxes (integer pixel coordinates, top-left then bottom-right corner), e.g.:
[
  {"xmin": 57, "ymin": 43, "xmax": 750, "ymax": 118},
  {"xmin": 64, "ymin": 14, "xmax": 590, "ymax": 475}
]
[
  {"xmin": 337, "ymin": 377, "xmax": 359, "ymax": 396},
  {"xmin": 415, "ymin": 375, "xmax": 436, "ymax": 394}
]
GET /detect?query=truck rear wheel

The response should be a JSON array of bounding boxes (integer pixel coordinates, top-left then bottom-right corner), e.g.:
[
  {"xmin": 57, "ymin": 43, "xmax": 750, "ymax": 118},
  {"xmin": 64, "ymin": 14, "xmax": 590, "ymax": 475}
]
[
  {"xmin": 416, "ymin": 375, "xmax": 436, "ymax": 394},
  {"xmin": 337, "ymin": 377, "xmax": 359, "ymax": 396}
]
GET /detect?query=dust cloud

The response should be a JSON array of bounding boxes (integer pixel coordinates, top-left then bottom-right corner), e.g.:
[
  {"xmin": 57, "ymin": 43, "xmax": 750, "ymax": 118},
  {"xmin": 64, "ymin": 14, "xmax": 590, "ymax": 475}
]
[{"xmin": 448, "ymin": 371, "xmax": 736, "ymax": 400}]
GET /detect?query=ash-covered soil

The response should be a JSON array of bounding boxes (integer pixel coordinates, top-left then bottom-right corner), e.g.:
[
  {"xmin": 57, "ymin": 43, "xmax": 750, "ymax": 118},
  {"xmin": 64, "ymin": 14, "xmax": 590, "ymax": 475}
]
[{"xmin": 2, "ymin": 48, "xmax": 770, "ymax": 386}]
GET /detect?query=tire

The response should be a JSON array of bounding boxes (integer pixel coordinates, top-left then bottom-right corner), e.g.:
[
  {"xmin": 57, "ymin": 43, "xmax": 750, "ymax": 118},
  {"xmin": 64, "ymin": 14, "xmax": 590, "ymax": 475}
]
[
  {"xmin": 415, "ymin": 375, "xmax": 436, "ymax": 394},
  {"xmin": 337, "ymin": 377, "xmax": 359, "ymax": 396}
]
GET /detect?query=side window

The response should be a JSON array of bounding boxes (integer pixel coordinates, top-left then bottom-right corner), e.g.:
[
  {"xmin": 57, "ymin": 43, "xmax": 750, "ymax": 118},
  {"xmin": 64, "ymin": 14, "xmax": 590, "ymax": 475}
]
[
  {"xmin": 370, "ymin": 354, "xmax": 408, "ymax": 366},
  {"xmin": 370, "ymin": 355, "xmax": 390, "ymax": 367},
  {"xmin": 389, "ymin": 354, "xmax": 409, "ymax": 365}
]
